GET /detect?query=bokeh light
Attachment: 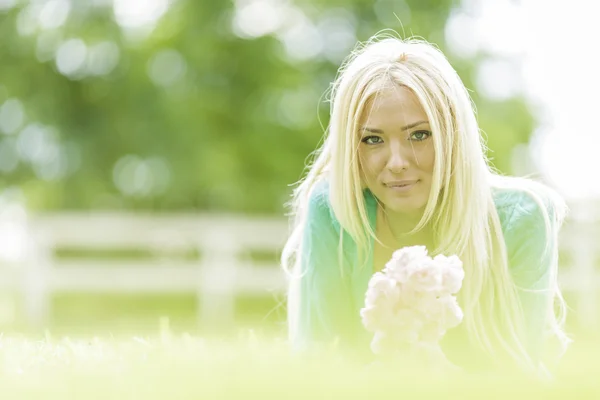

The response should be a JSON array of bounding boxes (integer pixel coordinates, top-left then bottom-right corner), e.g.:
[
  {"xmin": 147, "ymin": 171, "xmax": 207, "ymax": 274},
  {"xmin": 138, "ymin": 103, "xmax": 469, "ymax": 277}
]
[
  {"xmin": 38, "ymin": 0, "xmax": 70, "ymax": 30},
  {"xmin": 55, "ymin": 38, "xmax": 87, "ymax": 78},
  {"xmin": 113, "ymin": 155, "xmax": 171, "ymax": 198},
  {"xmin": 112, "ymin": 0, "xmax": 169, "ymax": 29},
  {"xmin": 86, "ymin": 41, "xmax": 120, "ymax": 76},
  {"xmin": 0, "ymin": 99, "xmax": 25, "ymax": 135},
  {"xmin": 0, "ymin": 0, "xmax": 16, "ymax": 12},
  {"xmin": 475, "ymin": 58, "xmax": 522, "ymax": 101},
  {"xmin": 147, "ymin": 49, "xmax": 187, "ymax": 87}
]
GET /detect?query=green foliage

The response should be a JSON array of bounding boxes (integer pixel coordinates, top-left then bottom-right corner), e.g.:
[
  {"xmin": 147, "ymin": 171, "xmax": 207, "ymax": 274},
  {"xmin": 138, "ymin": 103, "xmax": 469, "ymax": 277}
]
[{"xmin": 0, "ymin": 0, "xmax": 533, "ymax": 213}]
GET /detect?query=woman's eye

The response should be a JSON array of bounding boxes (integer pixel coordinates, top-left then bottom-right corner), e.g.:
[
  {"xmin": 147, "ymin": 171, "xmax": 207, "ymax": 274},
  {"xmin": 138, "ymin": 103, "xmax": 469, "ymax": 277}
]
[
  {"xmin": 362, "ymin": 135, "xmax": 383, "ymax": 145},
  {"xmin": 410, "ymin": 130, "xmax": 431, "ymax": 141}
]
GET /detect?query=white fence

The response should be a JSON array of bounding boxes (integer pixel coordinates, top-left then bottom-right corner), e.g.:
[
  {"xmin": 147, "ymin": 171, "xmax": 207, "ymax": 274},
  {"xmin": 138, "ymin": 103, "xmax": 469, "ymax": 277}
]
[
  {"xmin": 1, "ymin": 209, "xmax": 599, "ymax": 330},
  {"xmin": 556, "ymin": 201, "xmax": 600, "ymax": 330},
  {"xmin": 0, "ymin": 212, "xmax": 289, "ymax": 330}
]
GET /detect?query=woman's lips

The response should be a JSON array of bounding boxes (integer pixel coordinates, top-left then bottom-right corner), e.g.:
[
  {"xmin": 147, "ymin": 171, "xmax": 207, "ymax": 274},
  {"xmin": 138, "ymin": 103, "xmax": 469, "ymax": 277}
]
[{"xmin": 384, "ymin": 180, "xmax": 419, "ymax": 193}]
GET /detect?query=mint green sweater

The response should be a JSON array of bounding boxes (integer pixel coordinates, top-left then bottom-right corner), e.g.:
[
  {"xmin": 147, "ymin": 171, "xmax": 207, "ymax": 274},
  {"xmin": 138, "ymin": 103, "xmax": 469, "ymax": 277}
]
[{"xmin": 291, "ymin": 180, "xmax": 556, "ymax": 370}]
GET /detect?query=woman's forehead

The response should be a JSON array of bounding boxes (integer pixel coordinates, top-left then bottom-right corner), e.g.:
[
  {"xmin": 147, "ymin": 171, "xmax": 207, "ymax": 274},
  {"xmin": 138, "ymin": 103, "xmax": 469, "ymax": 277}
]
[{"xmin": 359, "ymin": 86, "xmax": 428, "ymax": 126}]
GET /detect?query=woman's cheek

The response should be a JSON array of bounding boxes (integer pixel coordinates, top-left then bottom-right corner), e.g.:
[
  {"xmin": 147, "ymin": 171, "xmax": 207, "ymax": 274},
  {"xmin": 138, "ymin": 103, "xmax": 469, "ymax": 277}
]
[
  {"xmin": 362, "ymin": 155, "xmax": 380, "ymax": 181},
  {"xmin": 370, "ymin": 152, "xmax": 386, "ymax": 177},
  {"xmin": 418, "ymin": 145, "xmax": 436, "ymax": 171}
]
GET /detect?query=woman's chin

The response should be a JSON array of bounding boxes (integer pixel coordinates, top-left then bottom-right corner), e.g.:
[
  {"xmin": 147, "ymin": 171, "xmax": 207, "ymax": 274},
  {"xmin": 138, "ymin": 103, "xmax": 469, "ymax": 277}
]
[{"xmin": 381, "ymin": 198, "xmax": 427, "ymax": 215}]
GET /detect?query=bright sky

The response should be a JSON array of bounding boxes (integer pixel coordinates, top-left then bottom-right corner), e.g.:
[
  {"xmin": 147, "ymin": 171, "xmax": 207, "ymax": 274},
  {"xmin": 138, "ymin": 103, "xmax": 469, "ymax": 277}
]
[
  {"xmin": 448, "ymin": 0, "xmax": 600, "ymax": 200},
  {"xmin": 520, "ymin": 0, "xmax": 600, "ymax": 200}
]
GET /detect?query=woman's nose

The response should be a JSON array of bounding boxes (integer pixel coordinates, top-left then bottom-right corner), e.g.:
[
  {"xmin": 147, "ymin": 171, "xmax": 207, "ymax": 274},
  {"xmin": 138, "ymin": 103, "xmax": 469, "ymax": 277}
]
[{"xmin": 386, "ymin": 143, "xmax": 410, "ymax": 173}]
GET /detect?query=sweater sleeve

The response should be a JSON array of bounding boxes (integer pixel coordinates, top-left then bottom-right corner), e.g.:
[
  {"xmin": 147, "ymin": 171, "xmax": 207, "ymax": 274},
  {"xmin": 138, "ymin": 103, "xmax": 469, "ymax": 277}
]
[
  {"xmin": 288, "ymin": 183, "xmax": 355, "ymax": 353},
  {"xmin": 502, "ymin": 191, "xmax": 558, "ymax": 363}
]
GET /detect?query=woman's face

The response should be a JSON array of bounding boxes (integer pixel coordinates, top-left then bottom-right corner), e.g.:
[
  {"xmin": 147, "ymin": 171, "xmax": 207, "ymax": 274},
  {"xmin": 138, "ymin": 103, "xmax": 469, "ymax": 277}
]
[{"xmin": 357, "ymin": 86, "xmax": 435, "ymax": 214}]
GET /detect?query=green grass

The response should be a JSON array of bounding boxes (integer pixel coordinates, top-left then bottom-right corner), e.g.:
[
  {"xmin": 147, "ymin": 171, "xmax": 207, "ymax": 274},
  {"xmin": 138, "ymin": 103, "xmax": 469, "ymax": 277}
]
[
  {"xmin": 0, "ymin": 325, "xmax": 599, "ymax": 400},
  {"xmin": 0, "ymin": 290, "xmax": 597, "ymax": 399}
]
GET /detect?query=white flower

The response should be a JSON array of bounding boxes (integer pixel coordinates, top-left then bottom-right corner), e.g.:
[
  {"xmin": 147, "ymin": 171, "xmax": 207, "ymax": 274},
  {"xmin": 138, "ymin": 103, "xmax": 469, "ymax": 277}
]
[
  {"xmin": 417, "ymin": 296, "xmax": 463, "ymax": 343},
  {"xmin": 411, "ymin": 291, "xmax": 442, "ymax": 317},
  {"xmin": 364, "ymin": 272, "xmax": 400, "ymax": 308},
  {"xmin": 419, "ymin": 321, "xmax": 446, "ymax": 343},
  {"xmin": 405, "ymin": 259, "xmax": 443, "ymax": 293},
  {"xmin": 438, "ymin": 295, "xmax": 463, "ymax": 329},
  {"xmin": 434, "ymin": 254, "xmax": 464, "ymax": 295},
  {"xmin": 390, "ymin": 309, "xmax": 422, "ymax": 343},
  {"xmin": 397, "ymin": 283, "xmax": 419, "ymax": 308},
  {"xmin": 362, "ymin": 272, "xmax": 401, "ymax": 332},
  {"xmin": 361, "ymin": 245, "xmax": 465, "ymax": 356},
  {"xmin": 383, "ymin": 245, "xmax": 429, "ymax": 283},
  {"xmin": 391, "ymin": 245, "xmax": 429, "ymax": 264},
  {"xmin": 360, "ymin": 305, "xmax": 394, "ymax": 333}
]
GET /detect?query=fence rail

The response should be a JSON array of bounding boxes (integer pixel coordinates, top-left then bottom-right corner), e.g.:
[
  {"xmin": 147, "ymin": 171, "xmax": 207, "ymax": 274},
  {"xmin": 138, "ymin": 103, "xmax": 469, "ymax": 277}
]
[{"xmin": 1, "ymin": 210, "xmax": 598, "ymax": 330}]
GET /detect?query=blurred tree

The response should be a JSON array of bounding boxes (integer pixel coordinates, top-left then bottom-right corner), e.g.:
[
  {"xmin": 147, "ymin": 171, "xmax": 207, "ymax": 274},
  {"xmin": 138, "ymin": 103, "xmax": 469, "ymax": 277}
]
[{"xmin": 0, "ymin": 0, "xmax": 533, "ymax": 214}]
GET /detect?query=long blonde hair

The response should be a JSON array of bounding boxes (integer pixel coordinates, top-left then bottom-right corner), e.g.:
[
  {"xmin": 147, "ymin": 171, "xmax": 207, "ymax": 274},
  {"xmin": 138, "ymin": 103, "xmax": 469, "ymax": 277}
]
[{"xmin": 281, "ymin": 31, "xmax": 569, "ymax": 373}]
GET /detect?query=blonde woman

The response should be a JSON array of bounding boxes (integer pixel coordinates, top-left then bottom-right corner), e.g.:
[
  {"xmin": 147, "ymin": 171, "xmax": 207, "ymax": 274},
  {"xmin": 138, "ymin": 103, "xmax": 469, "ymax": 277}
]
[{"xmin": 281, "ymin": 31, "xmax": 570, "ymax": 375}]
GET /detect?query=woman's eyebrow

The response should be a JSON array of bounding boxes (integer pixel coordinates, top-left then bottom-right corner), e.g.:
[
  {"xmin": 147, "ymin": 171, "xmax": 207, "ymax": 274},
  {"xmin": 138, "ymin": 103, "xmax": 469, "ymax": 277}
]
[
  {"xmin": 359, "ymin": 120, "xmax": 429, "ymax": 134},
  {"xmin": 401, "ymin": 120, "xmax": 429, "ymax": 131},
  {"xmin": 360, "ymin": 127, "xmax": 384, "ymax": 134}
]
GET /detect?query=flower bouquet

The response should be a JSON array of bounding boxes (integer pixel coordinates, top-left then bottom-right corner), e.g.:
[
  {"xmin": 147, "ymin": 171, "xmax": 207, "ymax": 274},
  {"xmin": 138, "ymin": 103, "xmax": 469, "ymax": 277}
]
[{"xmin": 360, "ymin": 245, "xmax": 465, "ymax": 371}]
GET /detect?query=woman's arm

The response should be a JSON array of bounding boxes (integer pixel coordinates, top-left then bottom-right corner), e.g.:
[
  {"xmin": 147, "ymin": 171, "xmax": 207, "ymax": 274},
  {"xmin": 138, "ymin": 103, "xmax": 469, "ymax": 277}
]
[
  {"xmin": 288, "ymin": 184, "xmax": 355, "ymax": 353},
  {"xmin": 503, "ymin": 192, "xmax": 559, "ymax": 363}
]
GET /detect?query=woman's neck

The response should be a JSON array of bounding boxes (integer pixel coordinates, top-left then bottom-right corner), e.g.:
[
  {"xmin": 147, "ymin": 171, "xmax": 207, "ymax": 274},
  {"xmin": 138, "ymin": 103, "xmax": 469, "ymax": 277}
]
[
  {"xmin": 381, "ymin": 206, "xmax": 426, "ymax": 233},
  {"xmin": 378, "ymin": 206, "xmax": 435, "ymax": 249}
]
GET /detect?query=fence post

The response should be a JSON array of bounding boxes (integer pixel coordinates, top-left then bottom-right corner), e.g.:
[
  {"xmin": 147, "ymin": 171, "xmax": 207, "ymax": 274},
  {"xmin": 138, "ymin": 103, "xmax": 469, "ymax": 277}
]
[
  {"xmin": 198, "ymin": 227, "xmax": 239, "ymax": 333},
  {"xmin": 567, "ymin": 200, "xmax": 599, "ymax": 330},
  {"xmin": 22, "ymin": 230, "xmax": 52, "ymax": 328}
]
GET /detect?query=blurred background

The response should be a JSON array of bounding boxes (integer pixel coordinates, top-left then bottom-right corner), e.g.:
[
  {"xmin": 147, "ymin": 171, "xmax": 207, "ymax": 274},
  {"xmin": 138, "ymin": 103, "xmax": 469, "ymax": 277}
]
[{"xmin": 0, "ymin": 0, "xmax": 598, "ymax": 340}]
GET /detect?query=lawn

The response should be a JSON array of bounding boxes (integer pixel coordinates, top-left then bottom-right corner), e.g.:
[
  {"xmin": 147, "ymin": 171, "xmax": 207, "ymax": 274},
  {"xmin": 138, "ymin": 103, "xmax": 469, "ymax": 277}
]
[{"xmin": 0, "ymin": 325, "xmax": 598, "ymax": 400}]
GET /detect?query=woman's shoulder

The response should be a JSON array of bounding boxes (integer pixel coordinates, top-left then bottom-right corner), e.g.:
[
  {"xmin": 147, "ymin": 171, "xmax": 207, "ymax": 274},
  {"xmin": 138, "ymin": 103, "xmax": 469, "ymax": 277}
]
[
  {"xmin": 306, "ymin": 179, "xmax": 341, "ymax": 232},
  {"xmin": 491, "ymin": 177, "xmax": 568, "ymax": 276},
  {"xmin": 491, "ymin": 177, "xmax": 567, "ymax": 232},
  {"xmin": 491, "ymin": 177, "xmax": 568, "ymax": 286},
  {"xmin": 308, "ymin": 179, "xmax": 331, "ymax": 209},
  {"xmin": 492, "ymin": 187, "xmax": 542, "ymax": 229}
]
